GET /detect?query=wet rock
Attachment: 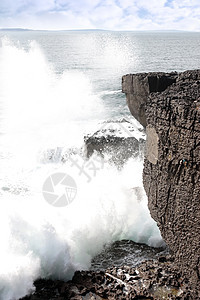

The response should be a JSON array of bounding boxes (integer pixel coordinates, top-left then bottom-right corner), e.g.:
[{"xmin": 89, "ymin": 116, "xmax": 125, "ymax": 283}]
[
  {"xmin": 158, "ymin": 256, "xmax": 167, "ymax": 263},
  {"xmin": 84, "ymin": 119, "xmax": 145, "ymax": 167},
  {"xmin": 90, "ymin": 240, "xmax": 166, "ymax": 271},
  {"xmin": 20, "ymin": 256, "xmax": 193, "ymax": 299},
  {"xmin": 85, "ymin": 134, "xmax": 142, "ymax": 161}
]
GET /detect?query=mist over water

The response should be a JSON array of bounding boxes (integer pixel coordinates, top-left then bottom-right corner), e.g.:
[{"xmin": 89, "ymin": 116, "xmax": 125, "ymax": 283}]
[{"xmin": 1, "ymin": 31, "xmax": 200, "ymax": 300}]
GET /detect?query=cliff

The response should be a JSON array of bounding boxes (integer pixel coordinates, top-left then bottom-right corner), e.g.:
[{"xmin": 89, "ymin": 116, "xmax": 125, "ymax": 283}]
[{"xmin": 122, "ymin": 70, "xmax": 200, "ymax": 297}]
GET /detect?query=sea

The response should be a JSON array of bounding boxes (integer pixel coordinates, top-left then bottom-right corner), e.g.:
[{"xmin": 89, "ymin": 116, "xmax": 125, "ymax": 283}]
[{"xmin": 0, "ymin": 30, "xmax": 200, "ymax": 300}]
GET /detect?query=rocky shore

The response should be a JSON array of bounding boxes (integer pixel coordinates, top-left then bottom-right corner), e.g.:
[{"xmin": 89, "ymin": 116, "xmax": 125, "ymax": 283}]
[
  {"xmin": 20, "ymin": 70, "xmax": 199, "ymax": 300},
  {"xmin": 20, "ymin": 254, "xmax": 192, "ymax": 300}
]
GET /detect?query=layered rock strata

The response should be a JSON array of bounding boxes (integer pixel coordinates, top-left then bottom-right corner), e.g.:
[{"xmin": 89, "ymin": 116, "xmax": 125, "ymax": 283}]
[
  {"xmin": 122, "ymin": 72, "xmax": 177, "ymax": 127},
  {"xmin": 122, "ymin": 70, "xmax": 200, "ymax": 297}
]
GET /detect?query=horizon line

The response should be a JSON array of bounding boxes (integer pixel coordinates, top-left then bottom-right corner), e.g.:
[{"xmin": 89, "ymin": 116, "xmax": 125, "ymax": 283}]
[{"xmin": 0, "ymin": 27, "xmax": 199, "ymax": 33}]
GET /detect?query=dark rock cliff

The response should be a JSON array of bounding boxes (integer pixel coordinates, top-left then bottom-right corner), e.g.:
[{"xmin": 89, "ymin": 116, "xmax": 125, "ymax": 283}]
[
  {"xmin": 122, "ymin": 72, "xmax": 177, "ymax": 127},
  {"xmin": 122, "ymin": 70, "xmax": 200, "ymax": 297}
]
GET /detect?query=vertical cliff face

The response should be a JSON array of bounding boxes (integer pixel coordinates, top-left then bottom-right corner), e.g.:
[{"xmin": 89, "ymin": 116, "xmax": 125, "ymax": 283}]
[
  {"xmin": 122, "ymin": 70, "xmax": 200, "ymax": 297},
  {"xmin": 122, "ymin": 72, "xmax": 177, "ymax": 127}
]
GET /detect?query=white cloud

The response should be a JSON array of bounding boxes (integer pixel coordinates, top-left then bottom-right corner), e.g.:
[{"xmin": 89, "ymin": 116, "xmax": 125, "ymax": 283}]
[
  {"xmin": 0, "ymin": 0, "xmax": 200, "ymax": 31},
  {"xmin": 90, "ymin": 3, "xmax": 122, "ymax": 25},
  {"xmin": 0, "ymin": 0, "xmax": 55, "ymax": 15},
  {"xmin": 174, "ymin": 0, "xmax": 200, "ymax": 7}
]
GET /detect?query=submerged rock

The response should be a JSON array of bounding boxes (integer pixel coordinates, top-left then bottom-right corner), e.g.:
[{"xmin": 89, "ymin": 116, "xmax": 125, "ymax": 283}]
[
  {"xmin": 84, "ymin": 119, "xmax": 145, "ymax": 167},
  {"xmin": 91, "ymin": 240, "xmax": 167, "ymax": 271},
  {"xmin": 85, "ymin": 135, "xmax": 144, "ymax": 165}
]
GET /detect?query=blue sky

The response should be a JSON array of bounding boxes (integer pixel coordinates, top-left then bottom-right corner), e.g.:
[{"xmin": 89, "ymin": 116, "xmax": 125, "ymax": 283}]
[{"xmin": 0, "ymin": 0, "xmax": 200, "ymax": 31}]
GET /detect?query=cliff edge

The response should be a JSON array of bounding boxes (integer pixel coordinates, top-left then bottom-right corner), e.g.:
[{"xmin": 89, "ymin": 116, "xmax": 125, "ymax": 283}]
[{"xmin": 122, "ymin": 70, "xmax": 200, "ymax": 297}]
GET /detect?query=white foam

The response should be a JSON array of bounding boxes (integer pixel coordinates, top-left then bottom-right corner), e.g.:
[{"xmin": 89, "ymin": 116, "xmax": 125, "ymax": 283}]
[
  {"xmin": 0, "ymin": 38, "xmax": 163, "ymax": 300},
  {"xmin": 0, "ymin": 38, "xmax": 105, "ymax": 154}
]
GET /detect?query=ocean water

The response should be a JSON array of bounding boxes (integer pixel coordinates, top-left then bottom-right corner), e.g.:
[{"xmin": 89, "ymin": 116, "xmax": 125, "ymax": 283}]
[{"xmin": 0, "ymin": 30, "xmax": 200, "ymax": 300}]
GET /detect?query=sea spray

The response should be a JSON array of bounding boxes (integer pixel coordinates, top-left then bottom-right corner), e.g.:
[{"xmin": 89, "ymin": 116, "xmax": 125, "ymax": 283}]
[
  {"xmin": 0, "ymin": 158, "xmax": 163, "ymax": 300},
  {"xmin": 0, "ymin": 38, "xmax": 163, "ymax": 300}
]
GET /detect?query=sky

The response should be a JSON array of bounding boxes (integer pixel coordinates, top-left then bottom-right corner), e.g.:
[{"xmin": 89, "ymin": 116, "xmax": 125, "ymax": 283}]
[{"xmin": 0, "ymin": 0, "xmax": 200, "ymax": 31}]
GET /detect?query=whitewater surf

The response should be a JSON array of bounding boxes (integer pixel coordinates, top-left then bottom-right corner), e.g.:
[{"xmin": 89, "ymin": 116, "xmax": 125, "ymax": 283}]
[{"xmin": 2, "ymin": 30, "xmax": 199, "ymax": 299}]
